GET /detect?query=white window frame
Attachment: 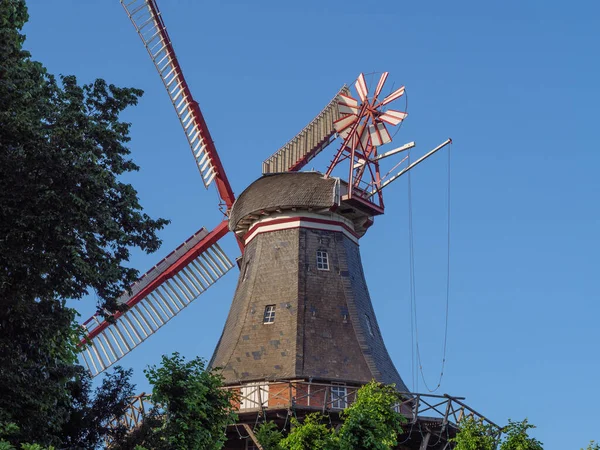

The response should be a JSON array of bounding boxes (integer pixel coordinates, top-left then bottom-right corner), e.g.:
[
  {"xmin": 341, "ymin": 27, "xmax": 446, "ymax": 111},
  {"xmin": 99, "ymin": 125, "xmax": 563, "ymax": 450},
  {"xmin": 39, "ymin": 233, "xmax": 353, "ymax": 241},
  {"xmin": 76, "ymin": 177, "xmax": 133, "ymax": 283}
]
[
  {"xmin": 330, "ymin": 385, "xmax": 348, "ymax": 409},
  {"xmin": 240, "ymin": 382, "xmax": 269, "ymax": 410},
  {"xmin": 263, "ymin": 305, "xmax": 276, "ymax": 324},
  {"xmin": 316, "ymin": 250, "xmax": 329, "ymax": 271}
]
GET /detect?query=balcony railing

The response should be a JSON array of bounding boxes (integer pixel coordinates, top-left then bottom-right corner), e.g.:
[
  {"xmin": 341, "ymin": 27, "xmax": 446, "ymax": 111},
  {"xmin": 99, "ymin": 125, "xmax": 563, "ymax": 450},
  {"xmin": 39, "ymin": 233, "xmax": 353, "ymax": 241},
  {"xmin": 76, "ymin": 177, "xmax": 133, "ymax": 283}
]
[{"xmin": 112, "ymin": 380, "xmax": 500, "ymax": 435}]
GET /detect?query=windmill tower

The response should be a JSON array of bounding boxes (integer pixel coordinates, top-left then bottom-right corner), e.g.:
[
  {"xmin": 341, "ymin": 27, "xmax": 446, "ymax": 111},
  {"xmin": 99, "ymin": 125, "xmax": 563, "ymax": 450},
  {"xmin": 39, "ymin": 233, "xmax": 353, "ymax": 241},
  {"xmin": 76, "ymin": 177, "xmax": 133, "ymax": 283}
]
[{"xmin": 78, "ymin": 1, "xmax": 494, "ymax": 448}]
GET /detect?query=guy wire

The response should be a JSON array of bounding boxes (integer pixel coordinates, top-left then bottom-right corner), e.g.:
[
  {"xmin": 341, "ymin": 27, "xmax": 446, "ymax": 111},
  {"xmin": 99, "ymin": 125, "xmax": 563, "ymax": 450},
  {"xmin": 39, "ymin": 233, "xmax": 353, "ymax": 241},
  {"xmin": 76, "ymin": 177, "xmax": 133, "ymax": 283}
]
[{"xmin": 407, "ymin": 141, "xmax": 452, "ymax": 393}]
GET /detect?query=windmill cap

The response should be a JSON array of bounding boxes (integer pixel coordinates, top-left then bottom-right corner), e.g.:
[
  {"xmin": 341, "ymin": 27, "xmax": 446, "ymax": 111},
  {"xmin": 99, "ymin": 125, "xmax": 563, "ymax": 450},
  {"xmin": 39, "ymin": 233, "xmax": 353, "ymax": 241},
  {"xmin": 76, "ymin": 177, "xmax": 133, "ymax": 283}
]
[{"xmin": 229, "ymin": 172, "xmax": 338, "ymax": 234}]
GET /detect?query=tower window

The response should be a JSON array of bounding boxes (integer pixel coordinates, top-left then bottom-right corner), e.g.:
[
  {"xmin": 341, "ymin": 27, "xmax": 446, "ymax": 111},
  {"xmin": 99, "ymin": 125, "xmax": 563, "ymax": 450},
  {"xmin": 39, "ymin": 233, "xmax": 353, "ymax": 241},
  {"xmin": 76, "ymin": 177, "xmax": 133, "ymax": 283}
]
[
  {"xmin": 316, "ymin": 250, "xmax": 329, "ymax": 271},
  {"xmin": 263, "ymin": 305, "xmax": 276, "ymax": 324},
  {"xmin": 330, "ymin": 385, "xmax": 348, "ymax": 409}
]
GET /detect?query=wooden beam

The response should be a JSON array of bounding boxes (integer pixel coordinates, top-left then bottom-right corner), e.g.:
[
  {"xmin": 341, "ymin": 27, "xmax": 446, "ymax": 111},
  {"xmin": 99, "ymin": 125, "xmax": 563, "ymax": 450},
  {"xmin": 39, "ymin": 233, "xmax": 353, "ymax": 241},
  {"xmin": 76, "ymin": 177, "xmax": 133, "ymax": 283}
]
[
  {"xmin": 242, "ymin": 423, "xmax": 264, "ymax": 450},
  {"xmin": 419, "ymin": 431, "xmax": 431, "ymax": 450}
]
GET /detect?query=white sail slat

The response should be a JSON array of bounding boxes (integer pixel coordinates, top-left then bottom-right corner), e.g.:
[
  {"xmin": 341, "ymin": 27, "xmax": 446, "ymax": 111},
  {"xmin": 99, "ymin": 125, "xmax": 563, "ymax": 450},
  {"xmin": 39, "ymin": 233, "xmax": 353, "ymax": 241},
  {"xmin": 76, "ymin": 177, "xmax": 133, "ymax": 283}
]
[
  {"xmin": 121, "ymin": 0, "xmax": 218, "ymax": 189},
  {"xmin": 79, "ymin": 224, "xmax": 234, "ymax": 377},
  {"xmin": 262, "ymin": 86, "xmax": 350, "ymax": 174}
]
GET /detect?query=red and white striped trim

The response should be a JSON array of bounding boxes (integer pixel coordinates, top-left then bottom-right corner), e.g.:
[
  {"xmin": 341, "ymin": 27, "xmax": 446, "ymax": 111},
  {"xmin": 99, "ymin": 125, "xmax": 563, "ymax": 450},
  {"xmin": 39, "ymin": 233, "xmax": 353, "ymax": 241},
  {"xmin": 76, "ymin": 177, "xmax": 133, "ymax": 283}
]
[{"xmin": 244, "ymin": 212, "xmax": 359, "ymax": 245}]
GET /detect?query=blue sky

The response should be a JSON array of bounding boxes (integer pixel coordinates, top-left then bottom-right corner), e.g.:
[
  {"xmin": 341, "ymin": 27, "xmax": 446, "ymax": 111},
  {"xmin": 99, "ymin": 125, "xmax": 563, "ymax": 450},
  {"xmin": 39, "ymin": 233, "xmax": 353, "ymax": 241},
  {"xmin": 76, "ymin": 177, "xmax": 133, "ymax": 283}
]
[{"xmin": 24, "ymin": 1, "xmax": 599, "ymax": 447}]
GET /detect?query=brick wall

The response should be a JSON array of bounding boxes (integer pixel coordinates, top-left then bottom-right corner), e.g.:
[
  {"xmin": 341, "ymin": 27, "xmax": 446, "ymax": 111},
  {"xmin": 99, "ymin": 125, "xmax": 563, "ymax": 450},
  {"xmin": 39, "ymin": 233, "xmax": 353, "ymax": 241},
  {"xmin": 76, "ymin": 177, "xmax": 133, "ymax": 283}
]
[{"xmin": 210, "ymin": 223, "xmax": 408, "ymax": 391}]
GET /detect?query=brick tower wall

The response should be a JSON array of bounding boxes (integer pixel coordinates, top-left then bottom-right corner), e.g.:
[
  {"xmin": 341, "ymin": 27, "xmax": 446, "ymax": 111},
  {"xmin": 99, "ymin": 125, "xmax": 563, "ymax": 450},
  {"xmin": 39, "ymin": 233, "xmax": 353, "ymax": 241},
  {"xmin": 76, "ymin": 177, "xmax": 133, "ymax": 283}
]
[{"xmin": 210, "ymin": 172, "xmax": 408, "ymax": 391}]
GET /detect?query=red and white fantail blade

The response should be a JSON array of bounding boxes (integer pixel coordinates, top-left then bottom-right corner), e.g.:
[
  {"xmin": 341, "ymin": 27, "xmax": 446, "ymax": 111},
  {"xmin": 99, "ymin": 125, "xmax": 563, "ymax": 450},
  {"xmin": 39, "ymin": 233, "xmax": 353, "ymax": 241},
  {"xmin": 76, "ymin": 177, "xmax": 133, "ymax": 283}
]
[
  {"xmin": 347, "ymin": 121, "xmax": 367, "ymax": 150},
  {"xmin": 360, "ymin": 123, "xmax": 370, "ymax": 149},
  {"xmin": 334, "ymin": 114, "xmax": 358, "ymax": 135},
  {"xmin": 377, "ymin": 122, "xmax": 392, "ymax": 145},
  {"xmin": 369, "ymin": 123, "xmax": 392, "ymax": 147},
  {"xmin": 379, "ymin": 109, "xmax": 408, "ymax": 126},
  {"xmin": 373, "ymin": 72, "xmax": 389, "ymax": 99},
  {"xmin": 337, "ymin": 94, "xmax": 359, "ymax": 115},
  {"xmin": 381, "ymin": 85, "xmax": 406, "ymax": 106},
  {"xmin": 368, "ymin": 124, "xmax": 381, "ymax": 147},
  {"xmin": 355, "ymin": 73, "xmax": 368, "ymax": 102}
]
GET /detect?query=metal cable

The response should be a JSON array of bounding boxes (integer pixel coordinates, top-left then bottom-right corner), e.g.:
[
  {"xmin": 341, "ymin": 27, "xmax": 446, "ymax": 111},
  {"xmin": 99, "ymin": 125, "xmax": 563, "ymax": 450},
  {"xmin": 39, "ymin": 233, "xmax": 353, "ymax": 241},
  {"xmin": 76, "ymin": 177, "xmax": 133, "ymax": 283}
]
[{"xmin": 408, "ymin": 141, "xmax": 452, "ymax": 393}]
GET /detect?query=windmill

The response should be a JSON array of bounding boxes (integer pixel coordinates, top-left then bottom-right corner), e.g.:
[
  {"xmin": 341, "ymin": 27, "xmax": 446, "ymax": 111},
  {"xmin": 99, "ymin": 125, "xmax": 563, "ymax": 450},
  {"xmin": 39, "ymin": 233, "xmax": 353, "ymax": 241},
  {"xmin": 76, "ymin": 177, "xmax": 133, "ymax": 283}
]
[{"xmin": 79, "ymin": 0, "xmax": 492, "ymax": 448}]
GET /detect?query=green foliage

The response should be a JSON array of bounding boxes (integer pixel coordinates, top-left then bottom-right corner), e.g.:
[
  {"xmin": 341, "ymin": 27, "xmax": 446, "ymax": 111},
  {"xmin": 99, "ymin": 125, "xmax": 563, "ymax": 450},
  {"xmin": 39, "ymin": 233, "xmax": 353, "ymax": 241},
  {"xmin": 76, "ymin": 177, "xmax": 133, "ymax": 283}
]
[
  {"xmin": 450, "ymin": 417, "xmax": 498, "ymax": 450},
  {"xmin": 279, "ymin": 414, "xmax": 337, "ymax": 450},
  {"xmin": 0, "ymin": 366, "xmax": 135, "ymax": 448},
  {"xmin": 19, "ymin": 445, "xmax": 55, "ymax": 450},
  {"xmin": 0, "ymin": 424, "xmax": 19, "ymax": 440},
  {"xmin": 1, "ymin": 0, "xmax": 169, "ymax": 308},
  {"xmin": 117, "ymin": 353, "xmax": 237, "ymax": 450},
  {"xmin": 452, "ymin": 417, "xmax": 543, "ymax": 450},
  {"xmin": 0, "ymin": 299, "xmax": 82, "ymax": 444},
  {"xmin": 499, "ymin": 419, "xmax": 543, "ymax": 450},
  {"xmin": 59, "ymin": 366, "xmax": 136, "ymax": 447},
  {"xmin": 257, "ymin": 382, "xmax": 407, "ymax": 450},
  {"xmin": 0, "ymin": 443, "xmax": 55, "ymax": 450},
  {"xmin": 0, "ymin": 424, "xmax": 55, "ymax": 449},
  {"xmin": 337, "ymin": 381, "xmax": 406, "ymax": 450},
  {"xmin": 582, "ymin": 441, "xmax": 600, "ymax": 450},
  {"xmin": 0, "ymin": 0, "xmax": 167, "ymax": 446},
  {"xmin": 255, "ymin": 421, "xmax": 284, "ymax": 450},
  {"xmin": 0, "ymin": 423, "xmax": 17, "ymax": 450}
]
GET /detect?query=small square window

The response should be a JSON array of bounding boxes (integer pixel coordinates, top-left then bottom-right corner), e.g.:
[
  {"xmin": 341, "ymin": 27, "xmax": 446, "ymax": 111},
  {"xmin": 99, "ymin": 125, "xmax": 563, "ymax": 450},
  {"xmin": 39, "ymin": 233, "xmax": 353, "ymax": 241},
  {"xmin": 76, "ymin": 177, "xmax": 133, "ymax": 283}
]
[
  {"xmin": 316, "ymin": 250, "xmax": 329, "ymax": 271},
  {"xmin": 263, "ymin": 305, "xmax": 276, "ymax": 324},
  {"xmin": 330, "ymin": 385, "xmax": 348, "ymax": 409}
]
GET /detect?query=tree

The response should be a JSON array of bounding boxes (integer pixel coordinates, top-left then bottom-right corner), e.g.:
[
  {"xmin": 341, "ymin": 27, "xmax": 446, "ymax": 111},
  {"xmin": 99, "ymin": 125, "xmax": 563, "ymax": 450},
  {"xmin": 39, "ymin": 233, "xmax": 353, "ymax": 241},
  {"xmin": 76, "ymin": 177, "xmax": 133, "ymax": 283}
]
[
  {"xmin": 337, "ymin": 381, "xmax": 406, "ymax": 450},
  {"xmin": 451, "ymin": 417, "xmax": 544, "ymax": 450},
  {"xmin": 0, "ymin": 367, "xmax": 136, "ymax": 449},
  {"xmin": 254, "ymin": 421, "xmax": 284, "ymax": 450},
  {"xmin": 260, "ymin": 382, "xmax": 407, "ymax": 450},
  {"xmin": 582, "ymin": 442, "xmax": 599, "ymax": 450},
  {"xmin": 499, "ymin": 419, "xmax": 543, "ymax": 450},
  {"xmin": 0, "ymin": 0, "xmax": 168, "ymax": 309},
  {"xmin": 279, "ymin": 414, "xmax": 337, "ymax": 450},
  {"xmin": 0, "ymin": 0, "xmax": 167, "ymax": 445},
  {"xmin": 117, "ymin": 353, "xmax": 237, "ymax": 450},
  {"xmin": 0, "ymin": 366, "xmax": 133, "ymax": 448},
  {"xmin": 449, "ymin": 417, "xmax": 498, "ymax": 450},
  {"xmin": 59, "ymin": 366, "xmax": 136, "ymax": 448}
]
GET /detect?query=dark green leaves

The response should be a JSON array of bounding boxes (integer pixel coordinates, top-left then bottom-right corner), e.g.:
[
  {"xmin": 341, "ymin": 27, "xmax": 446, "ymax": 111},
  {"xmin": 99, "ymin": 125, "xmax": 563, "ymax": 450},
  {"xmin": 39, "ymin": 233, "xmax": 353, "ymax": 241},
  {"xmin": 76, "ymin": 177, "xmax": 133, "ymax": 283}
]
[
  {"xmin": 0, "ymin": 69, "xmax": 168, "ymax": 305},
  {"xmin": 0, "ymin": 0, "xmax": 167, "ymax": 446},
  {"xmin": 450, "ymin": 417, "xmax": 498, "ymax": 450},
  {"xmin": 255, "ymin": 421, "xmax": 284, "ymax": 450},
  {"xmin": 337, "ymin": 381, "xmax": 406, "ymax": 450},
  {"xmin": 451, "ymin": 417, "xmax": 543, "ymax": 450},
  {"xmin": 499, "ymin": 419, "xmax": 543, "ymax": 450},
  {"xmin": 258, "ymin": 381, "xmax": 407, "ymax": 450},
  {"xmin": 116, "ymin": 353, "xmax": 237, "ymax": 450},
  {"xmin": 279, "ymin": 414, "xmax": 337, "ymax": 450}
]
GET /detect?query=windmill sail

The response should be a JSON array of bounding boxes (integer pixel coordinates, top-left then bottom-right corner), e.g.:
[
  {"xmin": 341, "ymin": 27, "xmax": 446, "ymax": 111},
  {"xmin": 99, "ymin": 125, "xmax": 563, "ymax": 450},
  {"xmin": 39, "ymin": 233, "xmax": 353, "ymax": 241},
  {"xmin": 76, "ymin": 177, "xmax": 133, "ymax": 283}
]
[
  {"xmin": 262, "ymin": 86, "xmax": 350, "ymax": 174},
  {"xmin": 121, "ymin": 0, "xmax": 236, "ymax": 208},
  {"xmin": 79, "ymin": 221, "xmax": 234, "ymax": 377}
]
